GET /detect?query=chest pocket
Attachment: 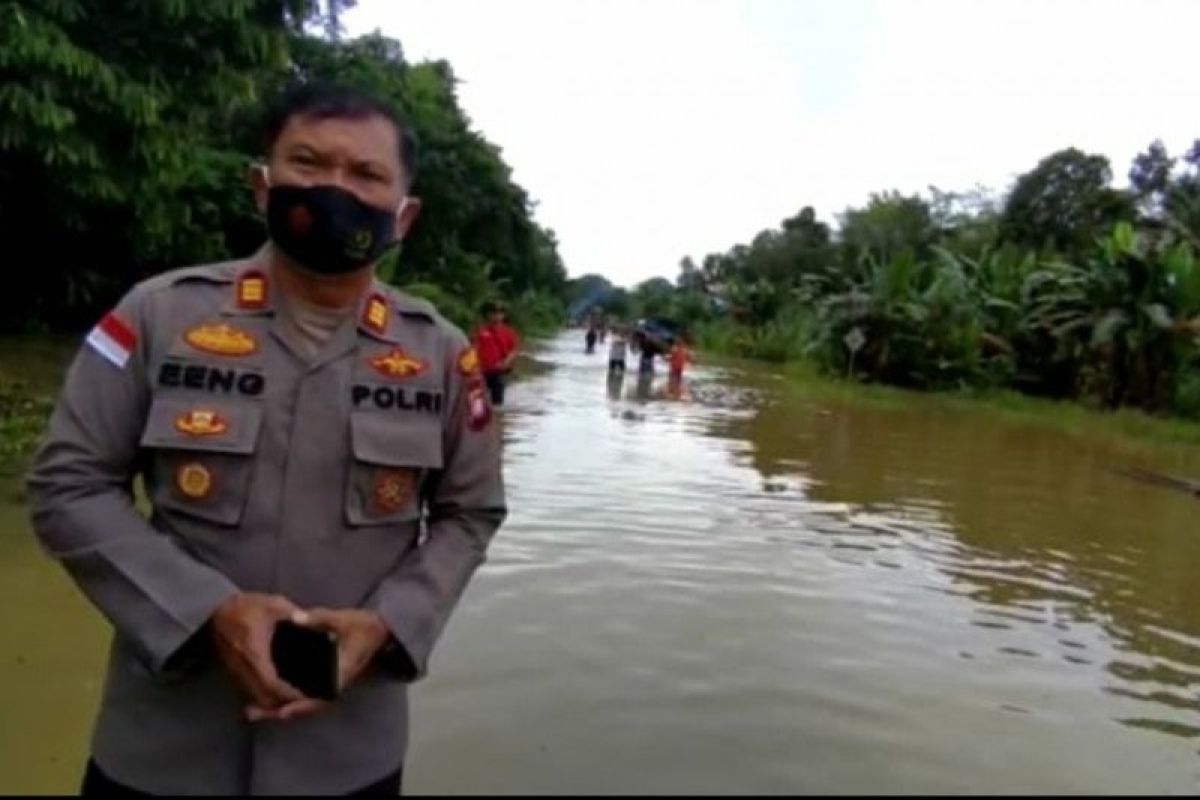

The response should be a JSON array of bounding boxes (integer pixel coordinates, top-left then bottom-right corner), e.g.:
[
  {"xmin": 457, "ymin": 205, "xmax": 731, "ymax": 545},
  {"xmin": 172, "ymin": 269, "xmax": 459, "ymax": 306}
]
[
  {"xmin": 139, "ymin": 396, "xmax": 263, "ymax": 527},
  {"xmin": 346, "ymin": 412, "xmax": 444, "ymax": 527}
]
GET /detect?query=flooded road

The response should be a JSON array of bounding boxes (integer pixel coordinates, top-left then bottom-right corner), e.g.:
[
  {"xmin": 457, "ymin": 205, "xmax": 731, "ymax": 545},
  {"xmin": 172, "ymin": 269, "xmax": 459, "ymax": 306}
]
[{"xmin": 5, "ymin": 329, "xmax": 1200, "ymax": 793}]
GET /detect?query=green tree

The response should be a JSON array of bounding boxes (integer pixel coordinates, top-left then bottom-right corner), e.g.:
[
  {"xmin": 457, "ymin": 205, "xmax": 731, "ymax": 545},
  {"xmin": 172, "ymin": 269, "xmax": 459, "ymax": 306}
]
[
  {"xmin": 632, "ymin": 277, "xmax": 675, "ymax": 319},
  {"xmin": 1000, "ymin": 147, "xmax": 1135, "ymax": 257},
  {"xmin": 676, "ymin": 256, "xmax": 704, "ymax": 291},
  {"xmin": 929, "ymin": 184, "xmax": 1001, "ymax": 256},
  {"xmin": 1129, "ymin": 139, "xmax": 1175, "ymax": 220},
  {"xmin": 0, "ymin": 0, "xmax": 330, "ymax": 330},
  {"xmin": 285, "ymin": 34, "xmax": 567, "ymax": 307},
  {"xmin": 838, "ymin": 191, "xmax": 936, "ymax": 267},
  {"xmin": 0, "ymin": 7, "xmax": 566, "ymax": 334},
  {"xmin": 1126, "ymin": 139, "xmax": 1200, "ymax": 248},
  {"xmin": 603, "ymin": 287, "xmax": 632, "ymax": 319}
]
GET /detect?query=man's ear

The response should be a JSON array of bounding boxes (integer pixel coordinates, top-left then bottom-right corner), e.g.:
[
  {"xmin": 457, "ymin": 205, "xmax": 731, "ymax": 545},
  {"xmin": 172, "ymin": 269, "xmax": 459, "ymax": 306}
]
[
  {"xmin": 249, "ymin": 163, "xmax": 269, "ymax": 214},
  {"xmin": 395, "ymin": 197, "xmax": 422, "ymax": 240}
]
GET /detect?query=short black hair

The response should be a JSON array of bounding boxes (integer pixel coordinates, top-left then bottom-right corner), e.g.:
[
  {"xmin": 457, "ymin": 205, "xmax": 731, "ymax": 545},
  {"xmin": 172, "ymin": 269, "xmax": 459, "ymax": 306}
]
[{"xmin": 262, "ymin": 80, "xmax": 419, "ymax": 189}]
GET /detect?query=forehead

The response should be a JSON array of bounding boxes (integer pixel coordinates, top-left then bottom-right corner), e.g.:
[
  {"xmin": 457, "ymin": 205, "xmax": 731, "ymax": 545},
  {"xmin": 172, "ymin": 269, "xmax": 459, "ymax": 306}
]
[{"xmin": 274, "ymin": 113, "xmax": 403, "ymax": 170}]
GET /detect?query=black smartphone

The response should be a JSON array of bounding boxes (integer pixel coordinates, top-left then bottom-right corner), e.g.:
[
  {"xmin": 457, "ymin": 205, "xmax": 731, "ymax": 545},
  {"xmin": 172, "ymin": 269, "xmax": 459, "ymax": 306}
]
[{"xmin": 271, "ymin": 620, "xmax": 338, "ymax": 701}]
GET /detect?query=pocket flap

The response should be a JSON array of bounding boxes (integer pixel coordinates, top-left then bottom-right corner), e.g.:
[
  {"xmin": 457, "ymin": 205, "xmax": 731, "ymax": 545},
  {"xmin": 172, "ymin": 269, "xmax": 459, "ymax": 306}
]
[
  {"xmin": 140, "ymin": 397, "xmax": 263, "ymax": 454},
  {"xmin": 350, "ymin": 412, "xmax": 443, "ymax": 469}
]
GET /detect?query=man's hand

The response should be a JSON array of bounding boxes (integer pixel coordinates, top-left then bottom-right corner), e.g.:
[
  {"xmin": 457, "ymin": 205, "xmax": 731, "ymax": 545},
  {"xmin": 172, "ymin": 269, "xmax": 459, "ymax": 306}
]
[
  {"xmin": 211, "ymin": 593, "xmax": 306, "ymax": 719},
  {"xmin": 244, "ymin": 608, "xmax": 391, "ymax": 723}
]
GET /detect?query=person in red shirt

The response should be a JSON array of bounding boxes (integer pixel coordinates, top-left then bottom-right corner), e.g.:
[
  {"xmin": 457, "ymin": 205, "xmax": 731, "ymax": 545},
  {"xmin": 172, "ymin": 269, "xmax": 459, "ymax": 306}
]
[
  {"xmin": 473, "ymin": 301, "xmax": 519, "ymax": 405},
  {"xmin": 664, "ymin": 337, "xmax": 692, "ymax": 401},
  {"xmin": 668, "ymin": 336, "xmax": 693, "ymax": 381}
]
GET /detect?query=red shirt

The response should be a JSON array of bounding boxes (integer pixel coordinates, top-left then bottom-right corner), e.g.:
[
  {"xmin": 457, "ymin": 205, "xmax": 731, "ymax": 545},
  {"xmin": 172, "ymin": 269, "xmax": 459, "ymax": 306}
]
[
  {"xmin": 492, "ymin": 322, "xmax": 518, "ymax": 360},
  {"xmin": 474, "ymin": 327, "xmax": 504, "ymax": 373},
  {"xmin": 670, "ymin": 345, "xmax": 690, "ymax": 372},
  {"xmin": 474, "ymin": 323, "xmax": 518, "ymax": 373}
]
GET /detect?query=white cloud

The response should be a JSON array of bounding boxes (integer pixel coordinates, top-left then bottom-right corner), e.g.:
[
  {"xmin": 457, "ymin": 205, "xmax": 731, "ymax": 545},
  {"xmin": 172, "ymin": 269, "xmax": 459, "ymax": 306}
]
[{"xmin": 345, "ymin": 0, "xmax": 1199, "ymax": 288}]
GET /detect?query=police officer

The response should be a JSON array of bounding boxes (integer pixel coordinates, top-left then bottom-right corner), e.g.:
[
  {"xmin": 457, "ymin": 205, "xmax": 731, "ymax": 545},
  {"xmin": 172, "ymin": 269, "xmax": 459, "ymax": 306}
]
[{"xmin": 26, "ymin": 81, "xmax": 506, "ymax": 795}]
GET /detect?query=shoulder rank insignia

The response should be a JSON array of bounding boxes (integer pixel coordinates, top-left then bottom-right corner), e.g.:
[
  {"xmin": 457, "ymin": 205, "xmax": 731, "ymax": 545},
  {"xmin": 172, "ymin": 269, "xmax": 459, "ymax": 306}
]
[
  {"xmin": 184, "ymin": 323, "xmax": 258, "ymax": 357},
  {"xmin": 369, "ymin": 347, "xmax": 427, "ymax": 379},
  {"xmin": 362, "ymin": 293, "xmax": 389, "ymax": 336},
  {"xmin": 457, "ymin": 346, "xmax": 480, "ymax": 377},
  {"xmin": 175, "ymin": 409, "xmax": 228, "ymax": 437},
  {"xmin": 237, "ymin": 271, "xmax": 268, "ymax": 310}
]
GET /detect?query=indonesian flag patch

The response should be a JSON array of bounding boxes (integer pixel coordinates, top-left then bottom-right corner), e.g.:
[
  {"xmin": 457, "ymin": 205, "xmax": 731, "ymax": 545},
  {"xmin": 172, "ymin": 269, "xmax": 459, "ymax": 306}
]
[{"xmin": 86, "ymin": 312, "xmax": 137, "ymax": 369}]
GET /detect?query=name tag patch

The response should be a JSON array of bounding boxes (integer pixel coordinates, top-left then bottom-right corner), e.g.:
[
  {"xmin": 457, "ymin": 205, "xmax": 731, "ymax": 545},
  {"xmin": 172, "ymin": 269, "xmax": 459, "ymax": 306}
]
[{"xmin": 352, "ymin": 385, "xmax": 444, "ymax": 414}]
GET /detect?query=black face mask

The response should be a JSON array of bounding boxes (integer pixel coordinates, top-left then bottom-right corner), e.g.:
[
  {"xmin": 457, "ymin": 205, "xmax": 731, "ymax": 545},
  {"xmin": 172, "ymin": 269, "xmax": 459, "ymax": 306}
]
[{"xmin": 266, "ymin": 184, "xmax": 398, "ymax": 275}]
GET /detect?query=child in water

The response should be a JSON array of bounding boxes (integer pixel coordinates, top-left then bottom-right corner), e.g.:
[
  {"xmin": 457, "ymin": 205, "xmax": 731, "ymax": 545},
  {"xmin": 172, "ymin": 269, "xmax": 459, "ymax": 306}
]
[
  {"xmin": 608, "ymin": 328, "xmax": 628, "ymax": 374},
  {"xmin": 668, "ymin": 337, "xmax": 693, "ymax": 381}
]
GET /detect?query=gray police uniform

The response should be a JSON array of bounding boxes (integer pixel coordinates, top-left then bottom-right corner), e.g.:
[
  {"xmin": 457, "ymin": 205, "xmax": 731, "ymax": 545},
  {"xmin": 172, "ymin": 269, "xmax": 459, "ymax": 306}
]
[{"xmin": 26, "ymin": 255, "xmax": 506, "ymax": 794}]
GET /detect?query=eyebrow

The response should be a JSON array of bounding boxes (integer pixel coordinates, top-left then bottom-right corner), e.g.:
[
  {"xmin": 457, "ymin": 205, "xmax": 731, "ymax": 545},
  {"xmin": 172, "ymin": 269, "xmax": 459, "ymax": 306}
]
[
  {"xmin": 283, "ymin": 142, "xmax": 393, "ymax": 176},
  {"xmin": 283, "ymin": 143, "xmax": 320, "ymax": 157},
  {"xmin": 350, "ymin": 158, "xmax": 392, "ymax": 177}
]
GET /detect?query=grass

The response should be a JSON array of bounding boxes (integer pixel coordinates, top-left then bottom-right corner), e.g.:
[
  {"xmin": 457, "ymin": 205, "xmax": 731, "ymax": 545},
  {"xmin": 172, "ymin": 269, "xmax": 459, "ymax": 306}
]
[
  {"xmin": 0, "ymin": 335, "xmax": 78, "ymax": 475},
  {"xmin": 763, "ymin": 356, "xmax": 1200, "ymax": 449}
]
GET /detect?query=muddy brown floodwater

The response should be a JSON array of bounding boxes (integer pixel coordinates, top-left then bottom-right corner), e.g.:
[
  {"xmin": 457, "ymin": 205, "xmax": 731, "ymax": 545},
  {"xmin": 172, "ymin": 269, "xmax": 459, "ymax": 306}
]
[{"xmin": 4, "ymin": 330, "xmax": 1200, "ymax": 793}]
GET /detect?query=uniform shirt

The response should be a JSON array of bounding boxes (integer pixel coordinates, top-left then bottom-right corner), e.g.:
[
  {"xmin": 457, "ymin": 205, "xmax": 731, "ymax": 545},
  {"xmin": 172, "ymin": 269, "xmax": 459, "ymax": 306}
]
[
  {"xmin": 278, "ymin": 293, "xmax": 354, "ymax": 362},
  {"xmin": 25, "ymin": 255, "xmax": 506, "ymax": 795}
]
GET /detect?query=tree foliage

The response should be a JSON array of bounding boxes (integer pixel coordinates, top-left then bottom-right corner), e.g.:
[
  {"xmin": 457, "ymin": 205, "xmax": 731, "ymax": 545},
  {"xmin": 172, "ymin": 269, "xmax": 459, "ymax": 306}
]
[
  {"xmin": 999, "ymin": 148, "xmax": 1135, "ymax": 257},
  {"xmin": 653, "ymin": 139, "xmax": 1200, "ymax": 418},
  {"xmin": 0, "ymin": 1, "xmax": 566, "ymax": 333}
]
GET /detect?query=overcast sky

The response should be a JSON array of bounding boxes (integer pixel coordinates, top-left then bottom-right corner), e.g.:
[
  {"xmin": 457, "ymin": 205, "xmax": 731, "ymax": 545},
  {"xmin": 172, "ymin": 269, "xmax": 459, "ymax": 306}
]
[{"xmin": 344, "ymin": 0, "xmax": 1200, "ymax": 288}]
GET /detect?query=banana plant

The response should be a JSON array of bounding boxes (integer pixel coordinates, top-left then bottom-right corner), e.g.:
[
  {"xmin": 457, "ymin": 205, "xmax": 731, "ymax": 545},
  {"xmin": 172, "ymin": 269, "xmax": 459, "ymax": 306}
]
[{"xmin": 1020, "ymin": 222, "xmax": 1199, "ymax": 409}]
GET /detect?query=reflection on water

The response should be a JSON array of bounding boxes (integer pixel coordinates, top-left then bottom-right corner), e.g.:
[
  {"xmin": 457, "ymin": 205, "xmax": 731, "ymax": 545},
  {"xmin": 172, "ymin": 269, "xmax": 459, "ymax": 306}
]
[{"xmin": 4, "ymin": 331, "xmax": 1200, "ymax": 793}]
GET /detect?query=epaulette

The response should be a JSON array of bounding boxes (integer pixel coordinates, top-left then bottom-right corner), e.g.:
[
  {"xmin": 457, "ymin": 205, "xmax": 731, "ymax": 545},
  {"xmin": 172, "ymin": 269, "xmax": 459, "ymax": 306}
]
[{"xmin": 140, "ymin": 261, "xmax": 241, "ymax": 295}]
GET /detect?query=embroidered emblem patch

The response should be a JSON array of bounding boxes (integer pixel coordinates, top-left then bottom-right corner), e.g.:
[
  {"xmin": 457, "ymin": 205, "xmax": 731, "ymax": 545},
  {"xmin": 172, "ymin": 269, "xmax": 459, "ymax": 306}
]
[
  {"xmin": 457, "ymin": 346, "xmax": 480, "ymax": 377},
  {"xmin": 176, "ymin": 462, "xmax": 214, "ymax": 500},
  {"xmin": 184, "ymin": 324, "xmax": 258, "ymax": 357},
  {"xmin": 174, "ymin": 409, "xmax": 228, "ymax": 437},
  {"xmin": 369, "ymin": 348, "xmax": 427, "ymax": 379},
  {"xmin": 372, "ymin": 468, "xmax": 415, "ymax": 514}
]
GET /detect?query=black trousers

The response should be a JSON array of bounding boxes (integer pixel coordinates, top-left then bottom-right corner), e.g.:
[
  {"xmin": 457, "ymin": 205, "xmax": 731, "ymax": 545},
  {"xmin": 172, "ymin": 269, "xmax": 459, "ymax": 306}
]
[
  {"xmin": 81, "ymin": 758, "xmax": 404, "ymax": 797},
  {"xmin": 484, "ymin": 371, "xmax": 506, "ymax": 406}
]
